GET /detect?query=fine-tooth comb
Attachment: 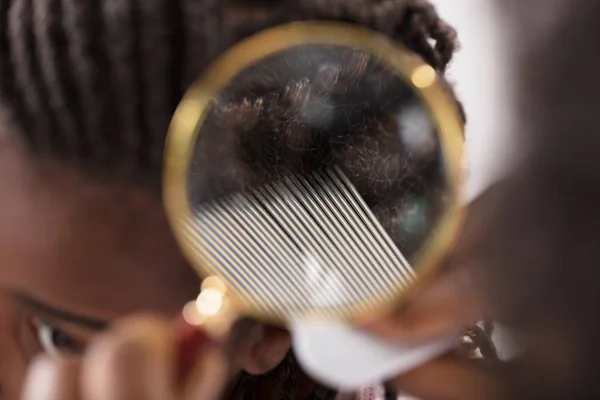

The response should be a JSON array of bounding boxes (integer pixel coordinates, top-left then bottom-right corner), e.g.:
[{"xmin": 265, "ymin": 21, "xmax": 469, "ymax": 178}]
[{"xmin": 182, "ymin": 166, "xmax": 415, "ymax": 322}]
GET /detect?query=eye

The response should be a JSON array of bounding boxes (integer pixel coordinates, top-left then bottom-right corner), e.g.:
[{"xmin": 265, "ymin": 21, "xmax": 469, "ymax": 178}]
[{"xmin": 32, "ymin": 318, "xmax": 84, "ymax": 359}]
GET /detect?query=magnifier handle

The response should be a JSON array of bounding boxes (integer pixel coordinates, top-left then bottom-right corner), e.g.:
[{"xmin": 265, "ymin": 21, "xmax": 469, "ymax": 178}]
[{"xmin": 291, "ymin": 319, "xmax": 456, "ymax": 391}]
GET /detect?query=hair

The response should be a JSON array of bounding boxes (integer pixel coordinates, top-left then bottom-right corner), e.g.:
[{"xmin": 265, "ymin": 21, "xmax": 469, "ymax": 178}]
[
  {"xmin": 0, "ymin": 0, "xmax": 495, "ymax": 398},
  {"xmin": 192, "ymin": 44, "xmax": 449, "ymax": 258},
  {"xmin": 0, "ymin": 0, "xmax": 462, "ymax": 187}
]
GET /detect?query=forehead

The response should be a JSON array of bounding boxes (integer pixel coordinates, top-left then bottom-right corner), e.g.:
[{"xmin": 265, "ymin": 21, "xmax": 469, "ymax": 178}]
[
  {"xmin": 0, "ymin": 139, "xmax": 162, "ymax": 254},
  {"xmin": 0, "ymin": 135, "xmax": 197, "ymax": 317}
]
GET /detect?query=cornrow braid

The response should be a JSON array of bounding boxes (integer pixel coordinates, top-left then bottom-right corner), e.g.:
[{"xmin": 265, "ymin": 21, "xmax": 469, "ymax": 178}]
[
  {"xmin": 33, "ymin": 0, "xmax": 81, "ymax": 157},
  {"xmin": 398, "ymin": 0, "xmax": 458, "ymax": 73},
  {"xmin": 0, "ymin": 0, "xmax": 225, "ymax": 185},
  {"xmin": 0, "ymin": 0, "xmax": 459, "ymax": 187},
  {"xmin": 292, "ymin": 0, "xmax": 459, "ymax": 73},
  {"xmin": 457, "ymin": 323, "xmax": 500, "ymax": 361},
  {"xmin": 6, "ymin": 0, "xmax": 55, "ymax": 152}
]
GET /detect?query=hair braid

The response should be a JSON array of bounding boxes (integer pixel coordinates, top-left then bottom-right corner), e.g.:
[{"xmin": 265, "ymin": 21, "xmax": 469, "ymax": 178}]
[
  {"xmin": 239, "ymin": 374, "xmax": 258, "ymax": 400},
  {"xmin": 457, "ymin": 323, "xmax": 500, "ymax": 362},
  {"xmin": 61, "ymin": 0, "xmax": 106, "ymax": 161},
  {"xmin": 289, "ymin": 0, "xmax": 458, "ymax": 73},
  {"xmin": 33, "ymin": 0, "xmax": 81, "ymax": 157},
  {"xmin": 180, "ymin": 0, "xmax": 224, "ymax": 92},
  {"xmin": 0, "ymin": 0, "xmax": 227, "ymax": 183},
  {"xmin": 276, "ymin": 352, "xmax": 298, "ymax": 400},
  {"xmin": 0, "ymin": 1, "xmax": 16, "ymax": 113},
  {"xmin": 468, "ymin": 323, "xmax": 500, "ymax": 361},
  {"xmin": 101, "ymin": 0, "xmax": 141, "ymax": 173},
  {"xmin": 136, "ymin": 0, "xmax": 168, "ymax": 169},
  {"xmin": 0, "ymin": 0, "xmax": 459, "ymax": 183},
  {"xmin": 398, "ymin": 0, "xmax": 458, "ymax": 73},
  {"xmin": 8, "ymin": 0, "xmax": 57, "ymax": 152}
]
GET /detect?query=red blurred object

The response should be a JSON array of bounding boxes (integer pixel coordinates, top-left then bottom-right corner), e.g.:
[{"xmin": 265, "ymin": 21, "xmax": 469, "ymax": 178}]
[{"xmin": 173, "ymin": 316, "xmax": 217, "ymax": 384}]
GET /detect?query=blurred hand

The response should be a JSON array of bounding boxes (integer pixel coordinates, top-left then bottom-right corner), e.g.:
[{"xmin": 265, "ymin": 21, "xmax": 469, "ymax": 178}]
[
  {"xmin": 363, "ymin": 182, "xmax": 511, "ymax": 399},
  {"xmin": 391, "ymin": 355, "xmax": 503, "ymax": 400},
  {"xmin": 21, "ymin": 314, "xmax": 228, "ymax": 400}
]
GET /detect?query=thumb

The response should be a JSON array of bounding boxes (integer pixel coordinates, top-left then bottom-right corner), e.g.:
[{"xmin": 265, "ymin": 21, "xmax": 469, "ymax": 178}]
[
  {"xmin": 389, "ymin": 355, "xmax": 498, "ymax": 400},
  {"xmin": 181, "ymin": 347, "xmax": 229, "ymax": 400}
]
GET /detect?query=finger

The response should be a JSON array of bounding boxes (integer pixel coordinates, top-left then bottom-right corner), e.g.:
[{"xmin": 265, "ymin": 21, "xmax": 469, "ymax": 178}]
[
  {"xmin": 81, "ymin": 314, "xmax": 175, "ymax": 400},
  {"xmin": 173, "ymin": 316, "xmax": 229, "ymax": 399},
  {"xmin": 182, "ymin": 346, "xmax": 229, "ymax": 400},
  {"xmin": 361, "ymin": 192, "xmax": 491, "ymax": 343},
  {"xmin": 363, "ymin": 267, "xmax": 482, "ymax": 342},
  {"xmin": 389, "ymin": 355, "xmax": 496, "ymax": 400},
  {"xmin": 21, "ymin": 356, "xmax": 80, "ymax": 400}
]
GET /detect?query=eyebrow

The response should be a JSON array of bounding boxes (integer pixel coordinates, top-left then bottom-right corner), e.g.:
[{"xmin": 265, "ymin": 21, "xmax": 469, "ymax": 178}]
[{"xmin": 10, "ymin": 291, "xmax": 109, "ymax": 331}]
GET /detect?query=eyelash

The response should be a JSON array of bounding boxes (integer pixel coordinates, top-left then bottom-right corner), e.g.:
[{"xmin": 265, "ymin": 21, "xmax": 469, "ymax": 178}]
[{"xmin": 32, "ymin": 318, "xmax": 84, "ymax": 359}]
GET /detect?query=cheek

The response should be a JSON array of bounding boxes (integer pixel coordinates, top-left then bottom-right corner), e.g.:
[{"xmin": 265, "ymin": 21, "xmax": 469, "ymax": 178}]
[{"xmin": 0, "ymin": 299, "xmax": 30, "ymax": 399}]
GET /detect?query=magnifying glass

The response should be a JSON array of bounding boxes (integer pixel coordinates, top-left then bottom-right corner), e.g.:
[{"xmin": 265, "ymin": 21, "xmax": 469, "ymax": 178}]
[{"xmin": 164, "ymin": 21, "xmax": 464, "ymax": 390}]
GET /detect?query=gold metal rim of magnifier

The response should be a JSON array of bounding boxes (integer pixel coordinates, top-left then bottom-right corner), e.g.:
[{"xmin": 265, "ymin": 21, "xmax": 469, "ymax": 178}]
[{"xmin": 163, "ymin": 21, "xmax": 466, "ymax": 327}]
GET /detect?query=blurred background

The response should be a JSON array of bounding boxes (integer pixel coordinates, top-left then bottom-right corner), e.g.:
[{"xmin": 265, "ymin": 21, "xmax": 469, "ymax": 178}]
[
  {"xmin": 432, "ymin": 0, "xmax": 516, "ymax": 201},
  {"xmin": 432, "ymin": 0, "xmax": 517, "ymax": 359}
]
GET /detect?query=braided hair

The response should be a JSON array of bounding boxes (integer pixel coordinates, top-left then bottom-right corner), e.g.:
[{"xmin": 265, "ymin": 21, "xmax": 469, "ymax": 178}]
[
  {"xmin": 0, "ymin": 0, "xmax": 495, "ymax": 398},
  {"xmin": 0, "ymin": 0, "xmax": 462, "ymax": 186}
]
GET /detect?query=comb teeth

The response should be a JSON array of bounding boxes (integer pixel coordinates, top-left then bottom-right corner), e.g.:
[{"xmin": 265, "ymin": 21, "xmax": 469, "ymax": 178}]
[{"xmin": 182, "ymin": 167, "xmax": 415, "ymax": 321}]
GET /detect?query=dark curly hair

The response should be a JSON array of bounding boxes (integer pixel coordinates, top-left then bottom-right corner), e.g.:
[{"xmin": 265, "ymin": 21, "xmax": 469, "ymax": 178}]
[
  {"xmin": 192, "ymin": 43, "xmax": 449, "ymax": 260},
  {"xmin": 0, "ymin": 0, "xmax": 495, "ymax": 399},
  {"xmin": 0, "ymin": 0, "xmax": 461, "ymax": 185}
]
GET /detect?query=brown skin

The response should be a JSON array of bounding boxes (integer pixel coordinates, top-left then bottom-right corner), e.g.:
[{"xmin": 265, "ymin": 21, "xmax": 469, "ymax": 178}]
[
  {"xmin": 0, "ymin": 129, "xmax": 294, "ymax": 398},
  {"xmin": 363, "ymin": 182, "xmax": 511, "ymax": 399},
  {"xmin": 0, "ymin": 131, "xmax": 196, "ymax": 397},
  {"xmin": 21, "ymin": 314, "xmax": 229, "ymax": 400},
  {"xmin": 364, "ymin": 182, "xmax": 508, "ymax": 343}
]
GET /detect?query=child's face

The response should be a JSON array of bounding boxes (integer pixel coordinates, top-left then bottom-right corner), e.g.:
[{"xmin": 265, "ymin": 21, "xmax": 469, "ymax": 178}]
[{"xmin": 0, "ymin": 137, "xmax": 200, "ymax": 397}]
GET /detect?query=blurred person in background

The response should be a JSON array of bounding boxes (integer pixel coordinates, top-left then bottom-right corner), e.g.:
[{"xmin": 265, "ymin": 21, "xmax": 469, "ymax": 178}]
[{"xmin": 364, "ymin": 1, "xmax": 600, "ymax": 399}]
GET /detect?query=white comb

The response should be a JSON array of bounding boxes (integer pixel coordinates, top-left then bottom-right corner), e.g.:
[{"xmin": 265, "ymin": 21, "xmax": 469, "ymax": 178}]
[{"xmin": 184, "ymin": 167, "xmax": 455, "ymax": 389}]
